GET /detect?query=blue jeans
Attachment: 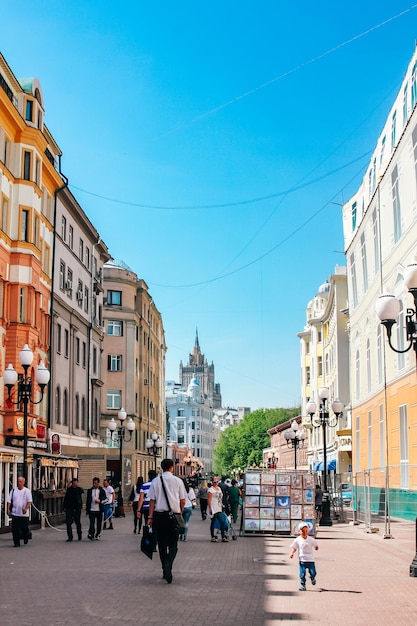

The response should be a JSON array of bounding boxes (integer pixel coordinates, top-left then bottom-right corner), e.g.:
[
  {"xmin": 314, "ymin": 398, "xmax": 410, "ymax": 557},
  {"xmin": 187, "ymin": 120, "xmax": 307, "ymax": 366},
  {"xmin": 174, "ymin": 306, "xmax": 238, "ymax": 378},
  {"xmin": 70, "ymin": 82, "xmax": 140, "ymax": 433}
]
[
  {"xmin": 299, "ymin": 561, "xmax": 316, "ymax": 585},
  {"xmin": 182, "ymin": 507, "xmax": 192, "ymax": 538}
]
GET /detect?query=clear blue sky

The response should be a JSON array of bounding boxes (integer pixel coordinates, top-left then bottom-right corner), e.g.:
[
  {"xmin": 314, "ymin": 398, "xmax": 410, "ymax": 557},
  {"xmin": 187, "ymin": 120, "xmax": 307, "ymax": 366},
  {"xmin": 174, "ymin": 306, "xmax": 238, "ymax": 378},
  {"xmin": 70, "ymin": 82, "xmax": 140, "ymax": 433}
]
[{"xmin": 2, "ymin": 2, "xmax": 417, "ymax": 410}]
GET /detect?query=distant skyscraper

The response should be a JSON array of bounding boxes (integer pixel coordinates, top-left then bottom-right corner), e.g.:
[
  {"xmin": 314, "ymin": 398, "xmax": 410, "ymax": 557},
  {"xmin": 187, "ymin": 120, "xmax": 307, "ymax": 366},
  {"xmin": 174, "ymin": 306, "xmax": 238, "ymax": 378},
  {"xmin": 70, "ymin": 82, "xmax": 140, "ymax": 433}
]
[{"xmin": 179, "ymin": 330, "xmax": 222, "ymax": 408}]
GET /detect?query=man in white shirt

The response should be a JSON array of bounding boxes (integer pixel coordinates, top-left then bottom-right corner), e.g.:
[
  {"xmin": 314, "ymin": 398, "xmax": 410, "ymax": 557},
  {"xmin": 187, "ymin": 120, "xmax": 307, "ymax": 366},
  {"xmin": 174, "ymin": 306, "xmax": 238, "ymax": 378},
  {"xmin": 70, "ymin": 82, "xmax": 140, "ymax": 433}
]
[
  {"xmin": 148, "ymin": 459, "xmax": 186, "ymax": 583},
  {"xmin": 86, "ymin": 477, "xmax": 107, "ymax": 540},
  {"xmin": 103, "ymin": 478, "xmax": 115, "ymax": 530},
  {"xmin": 7, "ymin": 476, "xmax": 32, "ymax": 547}
]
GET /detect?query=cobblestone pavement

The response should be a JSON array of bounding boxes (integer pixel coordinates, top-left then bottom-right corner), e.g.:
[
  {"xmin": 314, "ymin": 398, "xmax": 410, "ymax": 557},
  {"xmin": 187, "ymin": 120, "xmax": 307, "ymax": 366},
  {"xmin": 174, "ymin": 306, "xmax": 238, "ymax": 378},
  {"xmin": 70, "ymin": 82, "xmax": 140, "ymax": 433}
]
[{"xmin": 0, "ymin": 508, "xmax": 416, "ymax": 625}]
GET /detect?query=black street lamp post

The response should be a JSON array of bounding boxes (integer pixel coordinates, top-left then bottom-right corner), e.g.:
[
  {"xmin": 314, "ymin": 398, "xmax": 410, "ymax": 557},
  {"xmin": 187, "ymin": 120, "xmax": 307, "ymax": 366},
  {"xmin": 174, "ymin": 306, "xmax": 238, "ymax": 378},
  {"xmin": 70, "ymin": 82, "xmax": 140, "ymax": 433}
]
[
  {"xmin": 306, "ymin": 388, "xmax": 343, "ymax": 527},
  {"xmin": 376, "ymin": 258, "xmax": 417, "ymax": 576},
  {"xmin": 3, "ymin": 344, "xmax": 50, "ymax": 481},
  {"xmin": 108, "ymin": 408, "xmax": 135, "ymax": 490},
  {"xmin": 284, "ymin": 420, "xmax": 306, "ymax": 470},
  {"xmin": 146, "ymin": 431, "xmax": 164, "ymax": 471}
]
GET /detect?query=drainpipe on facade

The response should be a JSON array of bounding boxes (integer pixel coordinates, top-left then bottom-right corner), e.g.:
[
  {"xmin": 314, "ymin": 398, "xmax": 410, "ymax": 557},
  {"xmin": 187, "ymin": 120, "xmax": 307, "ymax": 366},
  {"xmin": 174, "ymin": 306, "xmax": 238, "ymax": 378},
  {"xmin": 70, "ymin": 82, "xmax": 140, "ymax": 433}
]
[
  {"xmin": 87, "ymin": 236, "xmax": 102, "ymax": 440},
  {"xmin": 47, "ymin": 156, "xmax": 68, "ymax": 430}
]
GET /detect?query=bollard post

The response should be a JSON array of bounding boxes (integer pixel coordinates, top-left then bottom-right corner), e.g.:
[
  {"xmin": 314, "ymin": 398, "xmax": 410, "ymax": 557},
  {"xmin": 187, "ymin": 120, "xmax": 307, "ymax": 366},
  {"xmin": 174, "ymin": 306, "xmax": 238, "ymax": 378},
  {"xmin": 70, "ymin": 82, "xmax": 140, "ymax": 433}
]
[{"xmin": 41, "ymin": 511, "xmax": 46, "ymax": 529}]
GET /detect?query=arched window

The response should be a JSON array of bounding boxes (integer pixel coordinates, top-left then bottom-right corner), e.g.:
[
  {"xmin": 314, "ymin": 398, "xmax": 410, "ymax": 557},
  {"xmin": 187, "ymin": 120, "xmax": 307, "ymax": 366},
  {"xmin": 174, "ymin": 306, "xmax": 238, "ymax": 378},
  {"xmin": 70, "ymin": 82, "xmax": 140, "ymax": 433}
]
[
  {"xmin": 75, "ymin": 393, "xmax": 80, "ymax": 429},
  {"xmin": 55, "ymin": 386, "xmax": 61, "ymax": 425}
]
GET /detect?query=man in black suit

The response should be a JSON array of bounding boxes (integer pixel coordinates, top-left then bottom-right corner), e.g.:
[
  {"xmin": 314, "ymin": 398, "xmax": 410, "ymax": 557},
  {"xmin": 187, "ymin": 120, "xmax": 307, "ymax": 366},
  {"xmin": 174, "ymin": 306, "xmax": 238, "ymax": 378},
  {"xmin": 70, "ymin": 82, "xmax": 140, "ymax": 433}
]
[{"xmin": 63, "ymin": 477, "xmax": 84, "ymax": 541}]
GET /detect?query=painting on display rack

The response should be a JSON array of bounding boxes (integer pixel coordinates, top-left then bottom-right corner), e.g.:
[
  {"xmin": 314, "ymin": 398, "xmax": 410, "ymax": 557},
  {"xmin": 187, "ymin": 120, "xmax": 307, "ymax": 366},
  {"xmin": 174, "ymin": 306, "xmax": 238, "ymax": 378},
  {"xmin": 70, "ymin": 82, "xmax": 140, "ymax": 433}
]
[{"xmin": 243, "ymin": 471, "xmax": 316, "ymax": 535}]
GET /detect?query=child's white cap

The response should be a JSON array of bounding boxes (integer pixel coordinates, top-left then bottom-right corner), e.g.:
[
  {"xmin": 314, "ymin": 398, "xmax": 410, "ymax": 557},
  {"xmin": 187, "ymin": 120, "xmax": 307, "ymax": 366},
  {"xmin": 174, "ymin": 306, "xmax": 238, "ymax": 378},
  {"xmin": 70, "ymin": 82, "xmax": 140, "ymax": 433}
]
[{"xmin": 299, "ymin": 521, "xmax": 309, "ymax": 530}]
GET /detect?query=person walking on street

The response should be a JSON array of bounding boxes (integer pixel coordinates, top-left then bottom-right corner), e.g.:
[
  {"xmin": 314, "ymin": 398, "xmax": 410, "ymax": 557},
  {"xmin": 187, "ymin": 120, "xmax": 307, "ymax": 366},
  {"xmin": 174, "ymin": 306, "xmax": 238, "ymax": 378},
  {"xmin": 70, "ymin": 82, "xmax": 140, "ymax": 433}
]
[
  {"xmin": 7, "ymin": 476, "xmax": 32, "ymax": 547},
  {"xmin": 315, "ymin": 484, "xmax": 323, "ymax": 523},
  {"xmin": 129, "ymin": 476, "xmax": 144, "ymax": 534},
  {"xmin": 103, "ymin": 478, "xmax": 115, "ymax": 530},
  {"xmin": 289, "ymin": 521, "xmax": 319, "ymax": 591},
  {"xmin": 137, "ymin": 469, "xmax": 157, "ymax": 529},
  {"xmin": 180, "ymin": 479, "xmax": 193, "ymax": 541},
  {"xmin": 208, "ymin": 476, "xmax": 228, "ymax": 542},
  {"xmin": 228, "ymin": 479, "xmax": 241, "ymax": 523},
  {"xmin": 86, "ymin": 477, "xmax": 107, "ymax": 540},
  {"xmin": 198, "ymin": 481, "xmax": 208, "ymax": 519},
  {"xmin": 147, "ymin": 459, "xmax": 186, "ymax": 584},
  {"xmin": 63, "ymin": 477, "xmax": 84, "ymax": 541}
]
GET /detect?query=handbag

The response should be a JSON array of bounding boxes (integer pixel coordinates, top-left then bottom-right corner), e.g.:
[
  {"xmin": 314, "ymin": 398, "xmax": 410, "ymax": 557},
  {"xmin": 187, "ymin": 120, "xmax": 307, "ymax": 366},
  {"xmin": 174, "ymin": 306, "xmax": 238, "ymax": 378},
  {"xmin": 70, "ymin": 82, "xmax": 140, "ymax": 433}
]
[
  {"xmin": 160, "ymin": 477, "xmax": 186, "ymax": 533},
  {"xmin": 140, "ymin": 525, "xmax": 156, "ymax": 560}
]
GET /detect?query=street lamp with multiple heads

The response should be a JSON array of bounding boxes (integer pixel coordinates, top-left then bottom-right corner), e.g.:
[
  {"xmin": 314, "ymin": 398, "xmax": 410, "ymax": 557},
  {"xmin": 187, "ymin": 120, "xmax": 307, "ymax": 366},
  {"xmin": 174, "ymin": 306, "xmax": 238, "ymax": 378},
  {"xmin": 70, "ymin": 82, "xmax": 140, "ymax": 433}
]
[
  {"xmin": 3, "ymin": 344, "xmax": 50, "ymax": 482},
  {"xmin": 284, "ymin": 420, "xmax": 306, "ymax": 470},
  {"xmin": 375, "ymin": 258, "xmax": 417, "ymax": 577},
  {"xmin": 108, "ymin": 408, "xmax": 135, "ymax": 490},
  {"xmin": 146, "ymin": 431, "xmax": 164, "ymax": 471},
  {"xmin": 306, "ymin": 387, "xmax": 343, "ymax": 527}
]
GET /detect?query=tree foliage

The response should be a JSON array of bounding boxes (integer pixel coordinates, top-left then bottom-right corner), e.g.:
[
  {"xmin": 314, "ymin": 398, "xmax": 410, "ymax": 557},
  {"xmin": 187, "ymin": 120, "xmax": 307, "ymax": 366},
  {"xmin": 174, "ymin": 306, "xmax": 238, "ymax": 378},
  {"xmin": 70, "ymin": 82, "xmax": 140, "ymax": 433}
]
[{"xmin": 213, "ymin": 407, "xmax": 300, "ymax": 476}]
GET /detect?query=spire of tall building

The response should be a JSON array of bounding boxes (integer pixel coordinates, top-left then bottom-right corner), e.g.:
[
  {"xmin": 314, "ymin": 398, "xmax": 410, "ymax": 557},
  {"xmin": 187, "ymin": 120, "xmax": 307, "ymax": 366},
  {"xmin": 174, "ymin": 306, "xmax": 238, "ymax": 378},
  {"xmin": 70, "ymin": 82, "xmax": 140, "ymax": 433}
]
[{"xmin": 179, "ymin": 332, "xmax": 222, "ymax": 408}]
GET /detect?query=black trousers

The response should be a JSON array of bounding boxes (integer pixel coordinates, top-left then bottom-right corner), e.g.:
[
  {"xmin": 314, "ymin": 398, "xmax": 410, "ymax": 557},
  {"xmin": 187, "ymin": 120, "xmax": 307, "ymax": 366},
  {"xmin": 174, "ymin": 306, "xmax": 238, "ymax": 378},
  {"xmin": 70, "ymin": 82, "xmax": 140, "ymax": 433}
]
[
  {"xmin": 11, "ymin": 515, "xmax": 29, "ymax": 546},
  {"xmin": 153, "ymin": 511, "xmax": 178, "ymax": 573},
  {"xmin": 88, "ymin": 511, "xmax": 103, "ymax": 538},
  {"xmin": 66, "ymin": 508, "xmax": 82, "ymax": 539}
]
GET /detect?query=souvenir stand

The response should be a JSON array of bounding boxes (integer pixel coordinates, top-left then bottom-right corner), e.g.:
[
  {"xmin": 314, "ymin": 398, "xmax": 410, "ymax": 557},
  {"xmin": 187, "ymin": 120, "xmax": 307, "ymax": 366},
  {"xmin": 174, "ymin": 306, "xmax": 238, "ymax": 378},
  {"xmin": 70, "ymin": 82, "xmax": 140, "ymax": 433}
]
[{"xmin": 243, "ymin": 470, "xmax": 316, "ymax": 536}]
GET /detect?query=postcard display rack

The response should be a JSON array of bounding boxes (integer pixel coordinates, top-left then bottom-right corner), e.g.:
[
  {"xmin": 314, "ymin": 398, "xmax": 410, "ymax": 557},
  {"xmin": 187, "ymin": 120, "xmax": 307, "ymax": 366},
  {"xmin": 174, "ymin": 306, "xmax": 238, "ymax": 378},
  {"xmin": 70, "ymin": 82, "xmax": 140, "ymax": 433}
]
[{"xmin": 243, "ymin": 471, "xmax": 315, "ymax": 535}]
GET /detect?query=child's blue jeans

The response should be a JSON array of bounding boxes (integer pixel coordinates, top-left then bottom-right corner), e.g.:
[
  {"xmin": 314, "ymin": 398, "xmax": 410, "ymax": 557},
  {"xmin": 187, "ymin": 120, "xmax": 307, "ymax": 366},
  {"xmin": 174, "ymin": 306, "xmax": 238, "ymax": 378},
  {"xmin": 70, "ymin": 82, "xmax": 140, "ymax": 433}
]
[{"xmin": 299, "ymin": 561, "xmax": 316, "ymax": 585}]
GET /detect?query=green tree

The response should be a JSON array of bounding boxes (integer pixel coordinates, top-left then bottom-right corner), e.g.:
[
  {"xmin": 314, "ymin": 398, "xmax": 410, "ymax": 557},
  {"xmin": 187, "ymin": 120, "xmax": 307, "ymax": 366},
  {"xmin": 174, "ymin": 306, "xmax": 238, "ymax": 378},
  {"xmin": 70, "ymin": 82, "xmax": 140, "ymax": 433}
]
[{"xmin": 213, "ymin": 407, "xmax": 300, "ymax": 476}]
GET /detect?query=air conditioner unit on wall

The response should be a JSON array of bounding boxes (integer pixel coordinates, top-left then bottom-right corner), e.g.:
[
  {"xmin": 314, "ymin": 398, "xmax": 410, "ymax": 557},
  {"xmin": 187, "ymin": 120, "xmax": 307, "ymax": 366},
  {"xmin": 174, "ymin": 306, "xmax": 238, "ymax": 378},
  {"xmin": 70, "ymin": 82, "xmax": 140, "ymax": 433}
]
[
  {"xmin": 76, "ymin": 290, "xmax": 83, "ymax": 301},
  {"xmin": 65, "ymin": 280, "xmax": 72, "ymax": 291},
  {"xmin": 144, "ymin": 379, "xmax": 149, "ymax": 385}
]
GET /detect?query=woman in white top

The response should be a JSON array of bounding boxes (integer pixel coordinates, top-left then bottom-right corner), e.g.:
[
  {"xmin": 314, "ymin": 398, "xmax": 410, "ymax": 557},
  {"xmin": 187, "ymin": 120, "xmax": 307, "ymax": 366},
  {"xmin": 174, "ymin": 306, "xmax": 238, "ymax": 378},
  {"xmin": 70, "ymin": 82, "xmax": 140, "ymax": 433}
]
[{"xmin": 207, "ymin": 476, "xmax": 228, "ymax": 542}]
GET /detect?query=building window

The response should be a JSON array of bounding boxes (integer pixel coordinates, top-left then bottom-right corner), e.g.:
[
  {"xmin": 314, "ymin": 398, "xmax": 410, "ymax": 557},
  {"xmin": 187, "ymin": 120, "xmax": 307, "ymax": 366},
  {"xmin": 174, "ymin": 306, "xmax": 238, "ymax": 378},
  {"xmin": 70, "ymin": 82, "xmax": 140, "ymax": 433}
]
[
  {"xmin": 77, "ymin": 280, "xmax": 83, "ymax": 307},
  {"xmin": 317, "ymin": 357, "xmax": 323, "ymax": 377},
  {"xmin": 380, "ymin": 135, "xmax": 386, "ymax": 167},
  {"xmin": 399, "ymin": 404, "xmax": 409, "ymax": 488},
  {"xmin": 372, "ymin": 209, "xmax": 380, "ymax": 275},
  {"xmin": 350, "ymin": 253, "xmax": 358, "ymax": 308},
  {"xmin": 178, "ymin": 420, "xmax": 185, "ymax": 431},
  {"xmin": 412, "ymin": 62, "xmax": 417, "ymax": 108},
  {"xmin": 68, "ymin": 225, "xmax": 73, "ymax": 250},
  {"xmin": 391, "ymin": 110, "xmax": 397, "ymax": 150},
  {"xmin": 392, "ymin": 165, "xmax": 402, "ymax": 243},
  {"xmin": 34, "ymin": 215, "xmax": 39, "ymax": 248},
  {"xmin": 108, "ymin": 320, "xmax": 123, "ymax": 336},
  {"xmin": 82, "ymin": 342, "xmax": 86, "ymax": 368},
  {"xmin": 351, "ymin": 201, "xmax": 357, "ymax": 231},
  {"xmin": 23, "ymin": 151, "xmax": 31, "ymax": 180},
  {"xmin": 85, "ymin": 246, "xmax": 90, "ymax": 269},
  {"xmin": 397, "ymin": 301, "xmax": 406, "ymax": 370},
  {"xmin": 19, "ymin": 287, "xmax": 26, "ymax": 323},
  {"xmin": 20, "ymin": 208, "xmax": 30, "ymax": 242},
  {"xmin": 61, "ymin": 216, "xmax": 66, "ymax": 241},
  {"xmin": 25, "ymin": 99, "xmax": 33, "ymax": 121},
  {"xmin": 107, "ymin": 390, "xmax": 121, "ymax": 410},
  {"xmin": 107, "ymin": 290, "xmax": 122, "ymax": 305},
  {"xmin": 108, "ymin": 355, "xmax": 122, "ymax": 371},
  {"xmin": 75, "ymin": 394, "xmax": 80, "ymax": 429},
  {"xmin": 1, "ymin": 196, "xmax": 8, "ymax": 234},
  {"xmin": 57, "ymin": 324, "xmax": 62, "ymax": 354},
  {"xmin": 35, "ymin": 158, "xmax": 40, "ymax": 186},
  {"xmin": 355, "ymin": 415, "xmax": 360, "ymax": 473},
  {"xmin": 81, "ymin": 397, "xmax": 86, "ymax": 430},
  {"xmin": 63, "ymin": 389, "xmax": 68, "ymax": 426},
  {"xmin": 367, "ymin": 411, "xmax": 372, "ymax": 470},
  {"xmin": 76, "ymin": 337, "xmax": 80, "ymax": 364},
  {"xmin": 79, "ymin": 238, "xmax": 84, "ymax": 261},
  {"xmin": 177, "ymin": 409, "xmax": 184, "ymax": 417},
  {"xmin": 59, "ymin": 262, "xmax": 65, "ymax": 290},
  {"xmin": 64, "ymin": 329, "xmax": 69, "ymax": 358},
  {"xmin": 84, "ymin": 287, "xmax": 89, "ymax": 313},
  {"xmin": 93, "ymin": 346, "xmax": 97, "ymax": 374},
  {"xmin": 361, "ymin": 233, "xmax": 368, "ymax": 293},
  {"xmin": 379, "ymin": 404, "xmax": 385, "ymax": 468},
  {"xmin": 55, "ymin": 386, "xmax": 61, "ymax": 425},
  {"xmin": 67, "ymin": 269, "xmax": 73, "ymax": 295},
  {"xmin": 403, "ymin": 83, "xmax": 409, "ymax": 126}
]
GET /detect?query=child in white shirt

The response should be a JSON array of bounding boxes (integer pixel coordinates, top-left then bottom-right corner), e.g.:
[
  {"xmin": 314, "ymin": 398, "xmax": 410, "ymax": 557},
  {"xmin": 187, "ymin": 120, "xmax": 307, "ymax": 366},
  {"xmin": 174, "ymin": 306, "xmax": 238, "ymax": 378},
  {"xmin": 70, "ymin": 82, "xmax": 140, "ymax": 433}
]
[{"xmin": 289, "ymin": 521, "xmax": 318, "ymax": 591}]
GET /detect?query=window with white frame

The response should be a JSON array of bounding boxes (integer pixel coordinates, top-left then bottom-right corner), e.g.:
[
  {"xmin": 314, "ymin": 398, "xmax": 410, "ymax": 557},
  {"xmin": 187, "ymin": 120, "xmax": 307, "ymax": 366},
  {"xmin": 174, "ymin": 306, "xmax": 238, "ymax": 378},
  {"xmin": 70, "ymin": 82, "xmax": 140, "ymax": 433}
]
[
  {"xmin": 350, "ymin": 253, "xmax": 358, "ymax": 308},
  {"xmin": 107, "ymin": 290, "xmax": 122, "ymax": 305},
  {"xmin": 399, "ymin": 404, "xmax": 409, "ymax": 488},
  {"xmin": 108, "ymin": 320, "xmax": 123, "ymax": 336},
  {"xmin": 61, "ymin": 216, "xmax": 66, "ymax": 242},
  {"xmin": 107, "ymin": 390, "xmax": 121, "ymax": 410},
  {"xmin": 108, "ymin": 354, "xmax": 122, "ymax": 371}
]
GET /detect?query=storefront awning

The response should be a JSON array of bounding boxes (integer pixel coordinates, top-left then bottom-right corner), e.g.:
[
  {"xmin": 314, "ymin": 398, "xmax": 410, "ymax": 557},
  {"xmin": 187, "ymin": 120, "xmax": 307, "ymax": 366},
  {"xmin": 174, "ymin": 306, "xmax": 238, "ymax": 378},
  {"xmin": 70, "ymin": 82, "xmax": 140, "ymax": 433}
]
[{"xmin": 314, "ymin": 459, "xmax": 337, "ymax": 471}]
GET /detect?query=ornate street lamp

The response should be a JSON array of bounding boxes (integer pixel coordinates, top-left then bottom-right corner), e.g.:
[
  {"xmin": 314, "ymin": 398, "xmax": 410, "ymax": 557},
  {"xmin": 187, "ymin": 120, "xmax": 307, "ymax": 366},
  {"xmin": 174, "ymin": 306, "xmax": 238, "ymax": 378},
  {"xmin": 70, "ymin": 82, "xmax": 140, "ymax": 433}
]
[
  {"xmin": 284, "ymin": 420, "xmax": 306, "ymax": 470},
  {"xmin": 108, "ymin": 408, "xmax": 135, "ymax": 493},
  {"xmin": 306, "ymin": 387, "xmax": 343, "ymax": 526},
  {"xmin": 3, "ymin": 344, "xmax": 50, "ymax": 481},
  {"xmin": 146, "ymin": 431, "xmax": 164, "ymax": 471},
  {"xmin": 376, "ymin": 258, "xmax": 417, "ymax": 576}
]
